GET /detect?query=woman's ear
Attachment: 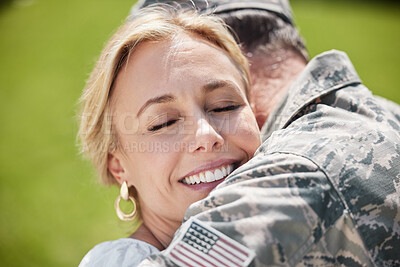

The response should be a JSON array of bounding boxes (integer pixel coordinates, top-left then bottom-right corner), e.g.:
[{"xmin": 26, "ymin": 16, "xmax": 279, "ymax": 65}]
[{"xmin": 107, "ymin": 153, "xmax": 125, "ymax": 184}]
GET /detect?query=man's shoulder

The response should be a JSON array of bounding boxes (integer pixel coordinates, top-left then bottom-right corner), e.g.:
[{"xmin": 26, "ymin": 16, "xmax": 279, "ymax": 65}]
[
  {"xmin": 374, "ymin": 95, "xmax": 400, "ymax": 121},
  {"xmin": 259, "ymin": 77, "xmax": 400, "ymax": 265}
]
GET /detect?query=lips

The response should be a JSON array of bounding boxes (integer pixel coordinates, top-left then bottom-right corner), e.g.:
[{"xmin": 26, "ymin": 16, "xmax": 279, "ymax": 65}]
[{"xmin": 181, "ymin": 164, "xmax": 234, "ymax": 185}]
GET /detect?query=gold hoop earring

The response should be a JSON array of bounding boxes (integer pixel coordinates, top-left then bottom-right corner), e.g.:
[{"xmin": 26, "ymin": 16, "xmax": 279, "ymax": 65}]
[{"xmin": 115, "ymin": 181, "xmax": 137, "ymax": 221}]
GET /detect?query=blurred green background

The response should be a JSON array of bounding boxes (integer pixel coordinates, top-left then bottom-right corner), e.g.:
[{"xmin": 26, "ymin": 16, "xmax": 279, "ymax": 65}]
[{"xmin": 0, "ymin": 0, "xmax": 399, "ymax": 266}]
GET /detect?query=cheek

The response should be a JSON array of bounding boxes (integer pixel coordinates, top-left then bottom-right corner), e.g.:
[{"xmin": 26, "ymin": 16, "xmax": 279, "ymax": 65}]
[
  {"xmin": 122, "ymin": 134, "xmax": 189, "ymax": 185},
  {"xmin": 231, "ymin": 110, "xmax": 261, "ymax": 154}
]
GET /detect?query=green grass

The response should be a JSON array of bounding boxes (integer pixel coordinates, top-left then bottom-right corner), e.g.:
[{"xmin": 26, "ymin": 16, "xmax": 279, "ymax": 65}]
[
  {"xmin": 0, "ymin": 0, "xmax": 399, "ymax": 266},
  {"xmin": 292, "ymin": 0, "xmax": 400, "ymax": 102}
]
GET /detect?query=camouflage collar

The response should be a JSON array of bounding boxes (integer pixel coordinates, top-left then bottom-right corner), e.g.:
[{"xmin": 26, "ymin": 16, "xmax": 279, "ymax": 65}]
[{"xmin": 261, "ymin": 50, "xmax": 361, "ymax": 141}]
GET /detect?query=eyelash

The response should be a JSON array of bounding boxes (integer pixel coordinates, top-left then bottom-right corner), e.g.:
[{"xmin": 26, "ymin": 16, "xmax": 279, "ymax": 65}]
[
  {"xmin": 211, "ymin": 105, "xmax": 240, "ymax": 113},
  {"xmin": 148, "ymin": 119, "xmax": 178, "ymax": 132},
  {"xmin": 148, "ymin": 105, "xmax": 240, "ymax": 132}
]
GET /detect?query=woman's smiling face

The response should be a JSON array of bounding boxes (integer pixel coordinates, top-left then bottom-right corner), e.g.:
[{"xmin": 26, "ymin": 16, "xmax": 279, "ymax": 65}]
[{"xmin": 109, "ymin": 32, "xmax": 261, "ymax": 239}]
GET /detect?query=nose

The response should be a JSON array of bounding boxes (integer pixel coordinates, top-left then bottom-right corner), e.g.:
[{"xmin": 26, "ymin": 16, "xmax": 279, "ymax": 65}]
[{"xmin": 190, "ymin": 116, "xmax": 224, "ymax": 153}]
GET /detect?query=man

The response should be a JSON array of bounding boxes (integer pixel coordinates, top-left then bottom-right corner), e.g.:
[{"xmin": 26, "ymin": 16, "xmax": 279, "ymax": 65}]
[{"xmin": 132, "ymin": 1, "xmax": 400, "ymax": 266}]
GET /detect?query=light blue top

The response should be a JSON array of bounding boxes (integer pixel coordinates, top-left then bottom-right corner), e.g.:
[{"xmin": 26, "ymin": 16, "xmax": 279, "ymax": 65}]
[{"xmin": 79, "ymin": 238, "xmax": 160, "ymax": 267}]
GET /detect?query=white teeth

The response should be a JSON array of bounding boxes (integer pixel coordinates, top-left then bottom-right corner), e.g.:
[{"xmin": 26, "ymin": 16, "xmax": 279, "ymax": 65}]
[
  {"xmin": 221, "ymin": 166, "xmax": 227, "ymax": 176},
  {"xmin": 199, "ymin": 172, "xmax": 206, "ymax": 183},
  {"xmin": 185, "ymin": 177, "xmax": 190, "ymax": 184},
  {"xmin": 194, "ymin": 175, "xmax": 200, "ymax": 184},
  {"xmin": 227, "ymin": 165, "xmax": 233, "ymax": 175},
  {"xmin": 205, "ymin": 171, "xmax": 215, "ymax": 182},
  {"xmin": 214, "ymin": 169, "xmax": 223, "ymax": 181},
  {"xmin": 182, "ymin": 164, "xmax": 235, "ymax": 185}
]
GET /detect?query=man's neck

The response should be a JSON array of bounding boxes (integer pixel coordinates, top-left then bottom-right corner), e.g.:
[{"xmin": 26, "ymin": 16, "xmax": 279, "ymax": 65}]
[{"xmin": 248, "ymin": 49, "xmax": 307, "ymax": 128}]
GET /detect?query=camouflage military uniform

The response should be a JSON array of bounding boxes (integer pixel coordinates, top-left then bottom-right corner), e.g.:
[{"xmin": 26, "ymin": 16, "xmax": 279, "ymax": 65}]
[{"xmin": 138, "ymin": 50, "xmax": 400, "ymax": 266}]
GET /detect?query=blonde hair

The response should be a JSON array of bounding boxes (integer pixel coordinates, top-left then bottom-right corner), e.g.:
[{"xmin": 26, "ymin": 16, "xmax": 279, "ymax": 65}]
[{"xmin": 78, "ymin": 5, "xmax": 250, "ymax": 185}]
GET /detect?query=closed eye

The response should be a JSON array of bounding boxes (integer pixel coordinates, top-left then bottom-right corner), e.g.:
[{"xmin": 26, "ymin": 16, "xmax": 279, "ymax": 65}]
[
  {"xmin": 212, "ymin": 105, "xmax": 240, "ymax": 113},
  {"xmin": 148, "ymin": 119, "xmax": 178, "ymax": 132}
]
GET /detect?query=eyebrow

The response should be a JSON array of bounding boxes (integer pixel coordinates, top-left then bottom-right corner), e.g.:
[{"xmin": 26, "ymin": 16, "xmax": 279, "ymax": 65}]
[
  {"xmin": 203, "ymin": 80, "xmax": 239, "ymax": 93},
  {"xmin": 136, "ymin": 80, "xmax": 241, "ymax": 117},
  {"xmin": 137, "ymin": 94, "xmax": 175, "ymax": 117}
]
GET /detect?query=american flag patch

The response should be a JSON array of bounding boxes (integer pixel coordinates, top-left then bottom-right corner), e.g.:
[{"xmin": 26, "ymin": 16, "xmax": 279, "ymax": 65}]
[{"xmin": 164, "ymin": 218, "xmax": 255, "ymax": 267}]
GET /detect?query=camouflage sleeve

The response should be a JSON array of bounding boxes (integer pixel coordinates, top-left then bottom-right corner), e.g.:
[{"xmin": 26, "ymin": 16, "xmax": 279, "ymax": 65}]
[{"xmin": 138, "ymin": 152, "xmax": 370, "ymax": 266}]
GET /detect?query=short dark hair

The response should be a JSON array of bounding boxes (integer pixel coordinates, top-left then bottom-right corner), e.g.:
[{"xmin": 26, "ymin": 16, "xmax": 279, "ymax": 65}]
[{"xmin": 218, "ymin": 9, "xmax": 308, "ymax": 62}]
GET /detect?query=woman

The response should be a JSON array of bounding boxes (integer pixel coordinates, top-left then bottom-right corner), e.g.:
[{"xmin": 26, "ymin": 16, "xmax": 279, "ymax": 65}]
[{"xmin": 78, "ymin": 5, "xmax": 261, "ymax": 266}]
